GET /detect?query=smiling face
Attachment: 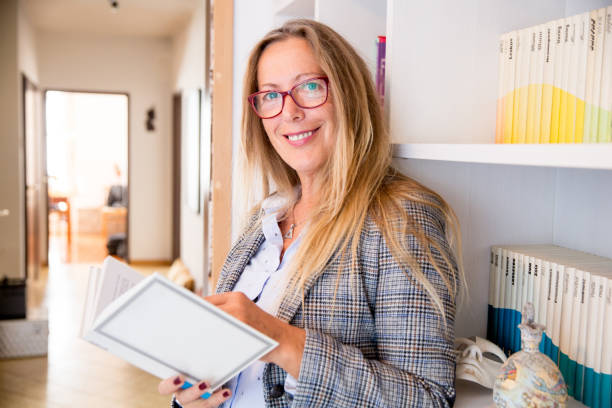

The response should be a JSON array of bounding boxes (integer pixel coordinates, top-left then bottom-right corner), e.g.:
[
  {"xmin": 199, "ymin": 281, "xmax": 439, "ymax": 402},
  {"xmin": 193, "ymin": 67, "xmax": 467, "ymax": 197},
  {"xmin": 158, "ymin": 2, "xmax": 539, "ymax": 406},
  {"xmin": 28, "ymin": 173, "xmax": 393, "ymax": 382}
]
[{"xmin": 256, "ymin": 37, "xmax": 337, "ymax": 181}]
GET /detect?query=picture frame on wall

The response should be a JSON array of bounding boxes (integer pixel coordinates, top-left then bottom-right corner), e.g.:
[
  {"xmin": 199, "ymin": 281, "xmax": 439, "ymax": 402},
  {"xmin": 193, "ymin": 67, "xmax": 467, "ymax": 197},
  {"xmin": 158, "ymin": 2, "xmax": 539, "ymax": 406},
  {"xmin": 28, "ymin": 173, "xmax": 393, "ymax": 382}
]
[{"xmin": 183, "ymin": 89, "xmax": 201, "ymax": 214}]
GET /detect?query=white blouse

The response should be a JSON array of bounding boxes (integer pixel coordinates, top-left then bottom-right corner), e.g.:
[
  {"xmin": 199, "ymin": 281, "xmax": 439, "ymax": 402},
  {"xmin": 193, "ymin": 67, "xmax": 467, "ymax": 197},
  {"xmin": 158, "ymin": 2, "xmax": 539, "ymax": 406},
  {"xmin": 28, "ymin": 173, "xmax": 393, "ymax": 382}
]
[{"xmin": 226, "ymin": 194, "xmax": 301, "ymax": 407}]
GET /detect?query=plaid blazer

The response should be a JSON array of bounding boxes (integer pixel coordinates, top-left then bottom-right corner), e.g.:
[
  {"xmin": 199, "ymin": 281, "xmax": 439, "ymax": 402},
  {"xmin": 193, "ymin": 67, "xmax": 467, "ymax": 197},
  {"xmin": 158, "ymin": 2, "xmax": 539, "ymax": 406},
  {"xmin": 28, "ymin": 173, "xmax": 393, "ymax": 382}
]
[{"xmin": 216, "ymin": 199, "xmax": 458, "ymax": 408}]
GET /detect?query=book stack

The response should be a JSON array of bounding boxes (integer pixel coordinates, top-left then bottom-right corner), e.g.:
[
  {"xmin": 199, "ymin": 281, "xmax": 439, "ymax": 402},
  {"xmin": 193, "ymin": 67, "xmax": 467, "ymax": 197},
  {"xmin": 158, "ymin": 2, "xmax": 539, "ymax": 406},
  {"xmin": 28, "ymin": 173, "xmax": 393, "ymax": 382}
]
[
  {"xmin": 495, "ymin": 7, "xmax": 612, "ymax": 144},
  {"xmin": 487, "ymin": 245, "xmax": 611, "ymax": 408}
]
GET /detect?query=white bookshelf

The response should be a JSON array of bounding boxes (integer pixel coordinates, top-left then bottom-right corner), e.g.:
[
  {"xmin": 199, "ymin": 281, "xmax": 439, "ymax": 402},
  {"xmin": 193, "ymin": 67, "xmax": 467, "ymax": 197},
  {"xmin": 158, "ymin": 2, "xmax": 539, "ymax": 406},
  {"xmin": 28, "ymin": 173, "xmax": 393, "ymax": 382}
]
[
  {"xmin": 392, "ymin": 143, "xmax": 612, "ymax": 170},
  {"xmin": 234, "ymin": 1, "xmax": 610, "ymax": 406}
]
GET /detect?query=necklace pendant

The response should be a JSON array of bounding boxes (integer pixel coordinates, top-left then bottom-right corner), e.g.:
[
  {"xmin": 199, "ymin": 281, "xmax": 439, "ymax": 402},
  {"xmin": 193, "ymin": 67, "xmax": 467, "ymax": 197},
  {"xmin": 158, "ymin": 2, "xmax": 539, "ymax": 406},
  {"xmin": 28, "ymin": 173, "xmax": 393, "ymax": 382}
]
[{"xmin": 283, "ymin": 223, "xmax": 295, "ymax": 240}]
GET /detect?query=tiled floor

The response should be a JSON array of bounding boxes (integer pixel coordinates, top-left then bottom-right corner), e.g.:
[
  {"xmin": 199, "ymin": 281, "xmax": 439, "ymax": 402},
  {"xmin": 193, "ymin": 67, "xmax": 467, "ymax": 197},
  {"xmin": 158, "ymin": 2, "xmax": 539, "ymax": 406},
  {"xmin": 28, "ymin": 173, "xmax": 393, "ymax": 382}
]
[{"xmin": 0, "ymin": 257, "xmax": 170, "ymax": 407}]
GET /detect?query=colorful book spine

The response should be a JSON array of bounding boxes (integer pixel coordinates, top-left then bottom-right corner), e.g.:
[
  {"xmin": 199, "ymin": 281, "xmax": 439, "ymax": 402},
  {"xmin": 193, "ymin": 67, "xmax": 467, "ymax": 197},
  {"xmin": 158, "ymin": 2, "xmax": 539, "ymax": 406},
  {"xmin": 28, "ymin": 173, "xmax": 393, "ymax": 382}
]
[
  {"xmin": 376, "ymin": 35, "xmax": 386, "ymax": 107},
  {"xmin": 600, "ymin": 277, "xmax": 612, "ymax": 408},
  {"xmin": 516, "ymin": 29, "xmax": 531, "ymax": 143},
  {"xmin": 503, "ymin": 33, "xmax": 517, "ymax": 144},
  {"xmin": 550, "ymin": 19, "xmax": 565, "ymax": 144},
  {"xmin": 575, "ymin": 270, "xmax": 591, "ymax": 401},
  {"xmin": 540, "ymin": 22, "xmax": 556, "ymax": 143},
  {"xmin": 495, "ymin": 36, "xmax": 506, "ymax": 144},
  {"xmin": 588, "ymin": 8, "xmax": 606, "ymax": 144},
  {"xmin": 558, "ymin": 266, "xmax": 575, "ymax": 394}
]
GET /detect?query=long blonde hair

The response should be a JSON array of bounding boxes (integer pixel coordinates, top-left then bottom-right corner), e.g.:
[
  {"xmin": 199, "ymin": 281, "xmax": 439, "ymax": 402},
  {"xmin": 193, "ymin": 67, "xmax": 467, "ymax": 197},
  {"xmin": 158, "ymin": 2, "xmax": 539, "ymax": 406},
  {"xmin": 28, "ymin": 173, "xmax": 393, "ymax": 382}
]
[{"xmin": 240, "ymin": 19, "xmax": 465, "ymax": 326}]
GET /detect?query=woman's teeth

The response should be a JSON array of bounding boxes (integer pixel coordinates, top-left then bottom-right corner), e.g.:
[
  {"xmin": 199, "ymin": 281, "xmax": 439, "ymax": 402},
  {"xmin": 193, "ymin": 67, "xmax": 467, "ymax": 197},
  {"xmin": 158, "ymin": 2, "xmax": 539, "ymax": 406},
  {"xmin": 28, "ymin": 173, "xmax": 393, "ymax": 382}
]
[{"xmin": 287, "ymin": 130, "xmax": 313, "ymax": 141}]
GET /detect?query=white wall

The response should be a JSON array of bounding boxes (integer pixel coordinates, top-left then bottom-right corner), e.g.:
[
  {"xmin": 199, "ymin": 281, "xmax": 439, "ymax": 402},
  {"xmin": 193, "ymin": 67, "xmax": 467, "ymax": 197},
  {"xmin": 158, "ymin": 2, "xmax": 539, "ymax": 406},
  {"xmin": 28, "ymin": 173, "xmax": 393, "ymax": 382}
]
[
  {"xmin": 37, "ymin": 32, "xmax": 173, "ymax": 262},
  {"xmin": 18, "ymin": 1, "xmax": 39, "ymax": 84},
  {"xmin": 172, "ymin": 1, "xmax": 208, "ymax": 289}
]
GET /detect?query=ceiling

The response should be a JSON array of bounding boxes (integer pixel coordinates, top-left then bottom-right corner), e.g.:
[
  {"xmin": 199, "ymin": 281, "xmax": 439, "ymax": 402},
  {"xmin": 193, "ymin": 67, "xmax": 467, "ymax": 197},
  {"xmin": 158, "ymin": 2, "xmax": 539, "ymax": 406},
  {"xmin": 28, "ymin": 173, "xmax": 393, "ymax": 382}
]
[{"xmin": 22, "ymin": 0, "xmax": 200, "ymax": 38}]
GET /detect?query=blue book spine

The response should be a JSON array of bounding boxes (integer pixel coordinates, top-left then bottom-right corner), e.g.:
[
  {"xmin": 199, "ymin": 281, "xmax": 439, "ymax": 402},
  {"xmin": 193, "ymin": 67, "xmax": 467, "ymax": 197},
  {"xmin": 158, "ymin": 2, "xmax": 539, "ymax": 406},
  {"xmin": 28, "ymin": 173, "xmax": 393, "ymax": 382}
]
[
  {"xmin": 566, "ymin": 358, "xmax": 577, "ymax": 397},
  {"xmin": 559, "ymin": 352, "xmax": 571, "ymax": 396},
  {"xmin": 600, "ymin": 372, "xmax": 611, "ymax": 408},
  {"xmin": 487, "ymin": 304, "xmax": 495, "ymax": 342},
  {"xmin": 574, "ymin": 361, "xmax": 585, "ymax": 402},
  {"xmin": 584, "ymin": 367, "xmax": 596, "ymax": 406}
]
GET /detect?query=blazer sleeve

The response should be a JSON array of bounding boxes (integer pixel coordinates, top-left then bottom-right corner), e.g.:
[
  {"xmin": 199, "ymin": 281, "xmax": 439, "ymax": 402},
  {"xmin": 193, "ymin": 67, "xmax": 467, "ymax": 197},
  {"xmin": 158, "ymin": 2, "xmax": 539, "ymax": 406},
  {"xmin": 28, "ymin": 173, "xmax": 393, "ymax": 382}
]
[{"xmin": 292, "ymin": 204, "xmax": 457, "ymax": 407}]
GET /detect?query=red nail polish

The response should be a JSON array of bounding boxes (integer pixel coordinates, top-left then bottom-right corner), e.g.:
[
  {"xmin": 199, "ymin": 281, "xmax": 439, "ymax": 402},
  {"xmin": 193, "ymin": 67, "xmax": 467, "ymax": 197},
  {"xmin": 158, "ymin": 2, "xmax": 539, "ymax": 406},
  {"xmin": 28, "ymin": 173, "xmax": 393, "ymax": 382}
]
[
  {"xmin": 173, "ymin": 377, "xmax": 181, "ymax": 385},
  {"xmin": 198, "ymin": 382, "xmax": 208, "ymax": 390},
  {"xmin": 223, "ymin": 391, "xmax": 230, "ymax": 398}
]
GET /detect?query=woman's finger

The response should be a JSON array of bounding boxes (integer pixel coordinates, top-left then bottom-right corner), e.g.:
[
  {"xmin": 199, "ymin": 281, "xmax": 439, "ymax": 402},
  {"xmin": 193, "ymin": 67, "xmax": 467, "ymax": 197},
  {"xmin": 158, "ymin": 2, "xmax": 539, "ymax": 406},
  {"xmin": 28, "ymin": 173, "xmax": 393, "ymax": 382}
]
[
  {"xmin": 174, "ymin": 380, "xmax": 212, "ymax": 405},
  {"xmin": 158, "ymin": 375, "xmax": 185, "ymax": 395},
  {"xmin": 184, "ymin": 388, "xmax": 232, "ymax": 408}
]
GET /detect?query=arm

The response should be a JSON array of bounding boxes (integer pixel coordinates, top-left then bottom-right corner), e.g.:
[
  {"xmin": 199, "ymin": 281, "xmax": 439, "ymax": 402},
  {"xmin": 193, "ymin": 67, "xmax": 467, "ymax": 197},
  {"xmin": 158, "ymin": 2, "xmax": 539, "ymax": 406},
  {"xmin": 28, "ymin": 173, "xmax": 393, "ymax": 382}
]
[{"xmin": 292, "ymin": 211, "xmax": 457, "ymax": 407}]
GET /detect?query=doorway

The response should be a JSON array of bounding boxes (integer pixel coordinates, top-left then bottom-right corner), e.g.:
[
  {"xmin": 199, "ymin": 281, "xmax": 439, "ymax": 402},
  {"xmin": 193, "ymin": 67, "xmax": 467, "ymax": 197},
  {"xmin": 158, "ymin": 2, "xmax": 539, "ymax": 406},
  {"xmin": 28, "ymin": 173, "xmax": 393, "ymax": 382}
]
[{"xmin": 44, "ymin": 90, "xmax": 129, "ymax": 264}]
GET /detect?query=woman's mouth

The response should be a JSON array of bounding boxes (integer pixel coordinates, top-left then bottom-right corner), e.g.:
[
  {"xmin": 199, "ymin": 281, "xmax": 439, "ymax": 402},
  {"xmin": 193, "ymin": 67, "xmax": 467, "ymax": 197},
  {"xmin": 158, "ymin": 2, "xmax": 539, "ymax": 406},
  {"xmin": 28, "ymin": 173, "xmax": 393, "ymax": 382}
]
[{"xmin": 284, "ymin": 127, "xmax": 319, "ymax": 146}]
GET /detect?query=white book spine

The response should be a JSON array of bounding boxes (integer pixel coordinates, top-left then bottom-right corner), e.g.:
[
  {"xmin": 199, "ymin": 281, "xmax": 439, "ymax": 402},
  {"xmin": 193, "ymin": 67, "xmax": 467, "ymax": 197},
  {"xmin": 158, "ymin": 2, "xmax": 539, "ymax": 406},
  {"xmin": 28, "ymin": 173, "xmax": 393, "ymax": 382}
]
[
  {"xmin": 551, "ymin": 263, "xmax": 565, "ymax": 361},
  {"xmin": 517, "ymin": 28, "xmax": 531, "ymax": 143},
  {"xmin": 536, "ymin": 257, "xmax": 547, "ymax": 327},
  {"xmin": 589, "ymin": 8, "xmax": 607, "ymax": 143},
  {"xmin": 600, "ymin": 277, "xmax": 612, "ymax": 406},
  {"xmin": 575, "ymin": 12, "xmax": 590, "ymax": 143},
  {"xmin": 584, "ymin": 10, "xmax": 599, "ymax": 142},
  {"xmin": 559, "ymin": 266, "xmax": 576, "ymax": 363},
  {"xmin": 598, "ymin": 6, "xmax": 612, "ymax": 143},
  {"xmin": 585, "ymin": 275, "xmax": 603, "ymax": 389},
  {"xmin": 568, "ymin": 269, "xmax": 584, "ymax": 384},
  {"xmin": 533, "ymin": 26, "xmax": 546, "ymax": 144},
  {"xmin": 496, "ymin": 35, "xmax": 506, "ymax": 144},
  {"xmin": 503, "ymin": 32, "xmax": 518, "ymax": 143},
  {"xmin": 550, "ymin": 18, "xmax": 566, "ymax": 143},
  {"xmin": 544, "ymin": 260, "xmax": 555, "ymax": 350}
]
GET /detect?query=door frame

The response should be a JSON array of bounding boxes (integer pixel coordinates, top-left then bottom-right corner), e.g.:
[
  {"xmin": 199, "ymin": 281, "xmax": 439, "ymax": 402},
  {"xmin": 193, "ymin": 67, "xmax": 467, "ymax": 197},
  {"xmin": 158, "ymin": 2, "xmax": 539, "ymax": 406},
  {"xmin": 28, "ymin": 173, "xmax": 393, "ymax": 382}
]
[{"xmin": 42, "ymin": 88, "xmax": 131, "ymax": 262}]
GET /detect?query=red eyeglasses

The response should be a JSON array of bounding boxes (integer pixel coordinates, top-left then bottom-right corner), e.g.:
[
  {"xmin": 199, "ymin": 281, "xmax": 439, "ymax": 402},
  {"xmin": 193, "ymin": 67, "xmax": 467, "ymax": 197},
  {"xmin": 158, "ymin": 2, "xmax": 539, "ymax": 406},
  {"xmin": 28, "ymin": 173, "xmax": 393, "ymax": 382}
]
[{"xmin": 248, "ymin": 77, "xmax": 329, "ymax": 119}]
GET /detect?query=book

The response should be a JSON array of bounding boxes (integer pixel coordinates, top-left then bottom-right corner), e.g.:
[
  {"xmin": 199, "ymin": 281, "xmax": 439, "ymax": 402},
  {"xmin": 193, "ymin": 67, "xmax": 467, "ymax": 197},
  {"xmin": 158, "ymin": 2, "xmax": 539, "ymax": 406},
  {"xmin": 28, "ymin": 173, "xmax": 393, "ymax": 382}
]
[
  {"xmin": 495, "ymin": 36, "xmax": 506, "ymax": 144},
  {"xmin": 540, "ymin": 21, "xmax": 556, "ymax": 143},
  {"xmin": 376, "ymin": 35, "xmax": 386, "ymax": 107},
  {"xmin": 550, "ymin": 19, "xmax": 565, "ymax": 144},
  {"xmin": 589, "ymin": 8, "xmax": 607, "ymax": 144},
  {"xmin": 80, "ymin": 256, "xmax": 278, "ymax": 393},
  {"xmin": 575, "ymin": 12, "xmax": 590, "ymax": 143},
  {"xmin": 503, "ymin": 32, "xmax": 517, "ymax": 144},
  {"xmin": 525, "ymin": 27, "xmax": 540, "ymax": 144},
  {"xmin": 515, "ymin": 29, "xmax": 531, "ymax": 143},
  {"xmin": 597, "ymin": 6, "xmax": 612, "ymax": 143}
]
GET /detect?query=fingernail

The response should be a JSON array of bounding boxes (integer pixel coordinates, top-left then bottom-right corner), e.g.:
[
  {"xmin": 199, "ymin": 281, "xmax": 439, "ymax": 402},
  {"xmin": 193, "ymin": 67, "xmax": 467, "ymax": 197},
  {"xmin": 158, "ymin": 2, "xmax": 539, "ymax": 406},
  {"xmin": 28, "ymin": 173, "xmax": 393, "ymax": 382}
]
[
  {"xmin": 223, "ymin": 390, "xmax": 230, "ymax": 398},
  {"xmin": 198, "ymin": 382, "xmax": 208, "ymax": 390},
  {"xmin": 173, "ymin": 376, "xmax": 182, "ymax": 385}
]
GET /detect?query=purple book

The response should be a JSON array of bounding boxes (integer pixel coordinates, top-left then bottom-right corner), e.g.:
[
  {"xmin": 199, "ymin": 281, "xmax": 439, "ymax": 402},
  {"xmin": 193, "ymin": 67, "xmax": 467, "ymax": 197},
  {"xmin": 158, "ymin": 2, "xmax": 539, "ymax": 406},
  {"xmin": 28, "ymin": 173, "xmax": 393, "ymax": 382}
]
[{"xmin": 376, "ymin": 35, "xmax": 386, "ymax": 107}]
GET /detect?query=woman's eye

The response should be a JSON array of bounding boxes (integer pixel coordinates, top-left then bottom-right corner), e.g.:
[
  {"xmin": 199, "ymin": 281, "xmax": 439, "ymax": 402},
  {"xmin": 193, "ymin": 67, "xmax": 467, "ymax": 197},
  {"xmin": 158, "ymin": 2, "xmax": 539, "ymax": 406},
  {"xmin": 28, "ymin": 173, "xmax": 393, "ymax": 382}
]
[
  {"xmin": 263, "ymin": 92, "xmax": 280, "ymax": 101},
  {"xmin": 303, "ymin": 82, "xmax": 319, "ymax": 91}
]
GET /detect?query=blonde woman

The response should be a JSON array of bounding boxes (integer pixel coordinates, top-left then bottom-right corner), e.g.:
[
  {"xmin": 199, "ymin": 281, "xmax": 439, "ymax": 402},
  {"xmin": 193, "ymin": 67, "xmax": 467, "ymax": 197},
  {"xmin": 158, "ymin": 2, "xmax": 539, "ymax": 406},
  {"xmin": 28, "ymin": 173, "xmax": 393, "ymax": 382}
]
[{"xmin": 159, "ymin": 19, "xmax": 465, "ymax": 408}]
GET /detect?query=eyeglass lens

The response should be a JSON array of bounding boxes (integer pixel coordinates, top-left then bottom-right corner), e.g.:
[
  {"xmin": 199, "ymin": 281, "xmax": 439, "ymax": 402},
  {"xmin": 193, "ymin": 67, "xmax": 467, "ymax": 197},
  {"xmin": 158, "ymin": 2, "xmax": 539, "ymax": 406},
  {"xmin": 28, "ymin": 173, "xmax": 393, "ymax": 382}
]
[{"xmin": 253, "ymin": 78, "xmax": 327, "ymax": 118}]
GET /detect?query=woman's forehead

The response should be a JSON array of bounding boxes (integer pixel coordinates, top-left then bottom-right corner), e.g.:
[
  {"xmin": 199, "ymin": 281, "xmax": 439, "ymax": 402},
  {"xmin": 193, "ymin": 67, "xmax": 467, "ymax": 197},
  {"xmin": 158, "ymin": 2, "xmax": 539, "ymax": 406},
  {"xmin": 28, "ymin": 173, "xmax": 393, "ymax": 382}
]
[{"xmin": 256, "ymin": 37, "xmax": 323, "ymax": 87}]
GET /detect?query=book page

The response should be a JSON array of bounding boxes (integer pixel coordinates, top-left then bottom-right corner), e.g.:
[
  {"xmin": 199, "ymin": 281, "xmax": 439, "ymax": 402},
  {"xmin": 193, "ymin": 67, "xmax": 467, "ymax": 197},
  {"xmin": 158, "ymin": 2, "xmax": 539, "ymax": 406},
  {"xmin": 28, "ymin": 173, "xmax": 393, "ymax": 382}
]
[{"xmin": 92, "ymin": 256, "xmax": 145, "ymax": 320}]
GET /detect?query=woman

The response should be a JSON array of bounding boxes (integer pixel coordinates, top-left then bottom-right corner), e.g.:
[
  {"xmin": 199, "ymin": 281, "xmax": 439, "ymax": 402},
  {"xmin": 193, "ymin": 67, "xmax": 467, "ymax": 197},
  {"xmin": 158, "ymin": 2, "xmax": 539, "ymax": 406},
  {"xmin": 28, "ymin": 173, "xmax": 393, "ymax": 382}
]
[{"xmin": 159, "ymin": 19, "xmax": 465, "ymax": 407}]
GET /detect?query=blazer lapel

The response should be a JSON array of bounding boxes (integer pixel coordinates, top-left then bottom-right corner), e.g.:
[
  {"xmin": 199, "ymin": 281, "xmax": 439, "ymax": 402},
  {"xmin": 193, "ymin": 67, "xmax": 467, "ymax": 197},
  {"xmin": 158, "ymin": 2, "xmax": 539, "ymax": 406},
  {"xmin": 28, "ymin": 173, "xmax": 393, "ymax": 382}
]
[{"xmin": 215, "ymin": 222, "xmax": 265, "ymax": 294}]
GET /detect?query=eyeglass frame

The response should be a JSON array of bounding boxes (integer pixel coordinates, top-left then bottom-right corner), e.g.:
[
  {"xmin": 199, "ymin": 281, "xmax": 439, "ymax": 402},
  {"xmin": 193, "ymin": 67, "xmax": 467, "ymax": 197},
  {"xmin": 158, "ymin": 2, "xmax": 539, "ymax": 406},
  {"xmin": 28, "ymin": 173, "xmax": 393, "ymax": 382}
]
[{"xmin": 247, "ymin": 76, "xmax": 330, "ymax": 119}]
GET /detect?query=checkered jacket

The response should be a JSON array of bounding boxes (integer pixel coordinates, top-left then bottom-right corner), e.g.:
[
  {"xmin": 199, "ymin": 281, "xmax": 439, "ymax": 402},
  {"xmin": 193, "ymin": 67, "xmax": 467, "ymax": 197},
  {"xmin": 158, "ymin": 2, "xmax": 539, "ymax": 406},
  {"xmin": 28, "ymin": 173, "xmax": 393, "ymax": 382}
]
[{"xmin": 216, "ymin": 199, "xmax": 458, "ymax": 408}]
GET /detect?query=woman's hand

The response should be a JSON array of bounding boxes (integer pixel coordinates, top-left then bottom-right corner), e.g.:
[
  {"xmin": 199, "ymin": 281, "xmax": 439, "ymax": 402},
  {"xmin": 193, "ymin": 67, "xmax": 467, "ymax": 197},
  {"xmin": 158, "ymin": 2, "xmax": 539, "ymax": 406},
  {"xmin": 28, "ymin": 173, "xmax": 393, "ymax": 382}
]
[
  {"xmin": 205, "ymin": 292, "xmax": 306, "ymax": 378},
  {"xmin": 158, "ymin": 375, "xmax": 231, "ymax": 407}
]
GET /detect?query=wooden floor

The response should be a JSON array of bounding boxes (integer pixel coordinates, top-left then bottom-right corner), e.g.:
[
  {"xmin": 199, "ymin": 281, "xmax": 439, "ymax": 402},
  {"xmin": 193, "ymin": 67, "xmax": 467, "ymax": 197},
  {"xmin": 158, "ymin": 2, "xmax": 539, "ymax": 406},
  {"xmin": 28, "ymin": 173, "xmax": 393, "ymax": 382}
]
[{"xmin": 0, "ymin": 259, "xmax": 171, "ymax": 407}]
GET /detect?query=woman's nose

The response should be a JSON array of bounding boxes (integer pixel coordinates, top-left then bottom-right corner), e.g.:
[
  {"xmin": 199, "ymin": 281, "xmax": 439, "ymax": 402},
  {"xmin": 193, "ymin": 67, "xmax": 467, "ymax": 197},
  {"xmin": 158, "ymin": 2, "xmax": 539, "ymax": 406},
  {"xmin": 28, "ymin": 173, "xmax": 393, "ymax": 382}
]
[{"xmin": 282, "ymin": 94, "xmax": 304, "ymax": 121}]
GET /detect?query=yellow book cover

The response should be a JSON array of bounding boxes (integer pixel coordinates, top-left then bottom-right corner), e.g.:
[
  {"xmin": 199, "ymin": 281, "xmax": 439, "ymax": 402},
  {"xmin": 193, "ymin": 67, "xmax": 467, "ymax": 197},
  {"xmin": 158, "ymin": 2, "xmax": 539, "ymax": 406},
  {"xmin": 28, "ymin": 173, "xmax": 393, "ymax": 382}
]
[
  {"xmin": 558, "ymin": 20, "xmax": 573, "ymax": 143},
  {"xmin": 539, "ymin": 22, "xmax": 556, "ymax": 143},
  {"xmin": 525, "ymin": 27, "xmax": 542, "ymax": 144},
  {"xmin": 550, "ymin": 19, "xmax": 565, "ymax": 143},
  {"xmin": 503, "ymin": 32, "xmax": 517, "ymax": 144},
  {"xmin": 516, "ymin": 29, "xmax": 531, "ymax": 143}
]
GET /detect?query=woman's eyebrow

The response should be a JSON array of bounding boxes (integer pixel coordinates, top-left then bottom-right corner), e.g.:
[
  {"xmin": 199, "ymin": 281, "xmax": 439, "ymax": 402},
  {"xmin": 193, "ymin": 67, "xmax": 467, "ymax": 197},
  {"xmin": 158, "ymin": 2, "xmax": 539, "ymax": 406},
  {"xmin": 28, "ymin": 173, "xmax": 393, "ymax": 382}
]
[{"xmin": 259, "ymin": 72, "xmax": 323, "ymax": 89}]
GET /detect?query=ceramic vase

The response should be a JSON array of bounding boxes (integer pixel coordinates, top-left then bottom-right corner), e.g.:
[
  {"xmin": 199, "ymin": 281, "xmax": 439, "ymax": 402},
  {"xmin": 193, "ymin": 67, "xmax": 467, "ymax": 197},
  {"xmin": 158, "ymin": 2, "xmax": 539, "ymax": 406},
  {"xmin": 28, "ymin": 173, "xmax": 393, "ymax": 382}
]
[{"xmin": 493, "ymin": 302, "xmax": 568, "ymax": 407}]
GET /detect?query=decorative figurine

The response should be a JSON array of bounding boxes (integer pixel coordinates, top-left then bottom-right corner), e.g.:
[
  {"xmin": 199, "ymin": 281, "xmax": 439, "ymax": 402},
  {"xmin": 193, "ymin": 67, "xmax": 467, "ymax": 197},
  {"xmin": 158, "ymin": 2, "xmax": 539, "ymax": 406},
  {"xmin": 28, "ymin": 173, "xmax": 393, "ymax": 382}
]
[
  {"xmin": 493, "ymin": 303, "xmax": 568, "ymax": 407},
  {"xmin": 455, "ymin": 336, "xmax": 507, "ymax": 389}
]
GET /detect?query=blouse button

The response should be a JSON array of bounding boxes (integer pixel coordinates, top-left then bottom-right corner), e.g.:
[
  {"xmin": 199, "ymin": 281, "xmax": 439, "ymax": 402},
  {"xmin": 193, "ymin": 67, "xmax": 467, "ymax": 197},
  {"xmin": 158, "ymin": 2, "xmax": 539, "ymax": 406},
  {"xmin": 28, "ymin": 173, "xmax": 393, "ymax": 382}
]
[{"xmin": 269, "ymin": 384, "xmax": 284, "ymax": 398}]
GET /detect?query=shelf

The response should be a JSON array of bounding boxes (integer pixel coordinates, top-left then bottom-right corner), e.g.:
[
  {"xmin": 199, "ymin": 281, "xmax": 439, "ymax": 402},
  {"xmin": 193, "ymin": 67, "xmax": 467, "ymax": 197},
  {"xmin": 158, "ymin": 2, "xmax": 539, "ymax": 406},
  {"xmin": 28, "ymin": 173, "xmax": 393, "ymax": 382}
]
[{"xmin": 392, "ymin": 143, "xmax": 612, "ymax": 170}]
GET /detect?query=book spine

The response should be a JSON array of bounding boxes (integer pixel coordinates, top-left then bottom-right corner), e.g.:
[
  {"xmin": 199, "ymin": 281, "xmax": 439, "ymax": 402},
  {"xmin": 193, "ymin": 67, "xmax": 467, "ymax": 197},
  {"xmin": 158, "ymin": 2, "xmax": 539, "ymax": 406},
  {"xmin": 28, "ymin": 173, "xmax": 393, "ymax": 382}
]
[
  {"xmin": 525, "ymin": 28, "xmax": 539, "ymax": 144},
  {"xmin": 504, "ymin": 249, "xmax": 513, "ymax": 353},
  {"xmin": 503, "ymin": 32, "xmax": 518, "ymax": 144},
  {"xmin": 583, "ymin": 274, "xmax": 602, "ymax": 406},
  {"xmin": 551, "ymin": 263, "xmax": 564, "ymax": 364},
  {"xmin": 564, "ymin": 17, "xmax": 579, "ymax": 144},
  {"xmin": 540, "ymin": 22, "xmax": 556, "ymax": 143},
  {"xmin": 567, "ymin": 268, "xmax": 584, "ymax": 397},
  {"xmin": 497, "ymin": 248, "xmax": 508, "ymax": 350},
  {"xmin": 514, "ymin": 252, "xmax": 526, "ymax": 352},
  {"xmin": 599, "ymin": 277, "xmax": 612, "ymax": 408},
  {"xmin": 488, "ymin": 247, "xmax": 496, "ymax": 342},
  {"xmin": 550, "ymin": 19, "xmax": 565, "ymax": 144},
  {"xmin": 558, "ymin": 265, "xmax": 575, "ymax": 395},
  {"xmin": 533, "ymin": 26, "xmax": 546, "ymax": 144},
  {"xmin": 516, "ymin": 29, "xmax": 531, "ymax": 144},
  {"xmin": 592, "ymin": 277, "xmax": 608, "ymax": 408},
  {"xmin": 575, "ymin": 12, "xmax": 590, "ymax": 143},
  {"xmin": 536, "ymin": 257, "xmax": 547, "ymax": 353},
  {"xmin": 558, "ymin": 20, "xmax": 572, "ymax": 143},
  {"xmin": 584, "ymin": 10, "xmax": 598, "ymax": 143},
  {"xmin": 496, "ymin": 35, "xmax": 506, "ymax": 144},
  {"xmin": 509, "ymin": 251, "xmax": 519, "ymax": 354},
  {"xmin": 376, "ymin": 36, "xmax": 386, "ymax": 107},
  {"xmin": 589, "ymin": 8, "xmax": 606, "ymax": 144},
  {"xmin": 598, "ymin": 6, "xmax": 612, "ymax": 143},
  {"xmin": 575, "ymin": 270, "xmax": 591, "ymax": 402}
]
